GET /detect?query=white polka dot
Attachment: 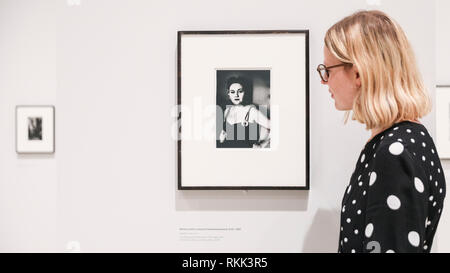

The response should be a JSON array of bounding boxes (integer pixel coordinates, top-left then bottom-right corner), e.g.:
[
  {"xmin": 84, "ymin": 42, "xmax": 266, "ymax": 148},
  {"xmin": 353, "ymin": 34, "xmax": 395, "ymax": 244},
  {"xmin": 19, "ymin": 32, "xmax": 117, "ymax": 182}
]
[
  {"xmin": 369, "ymin": 172, "xmax": 377, "ymax": 186},
  {"xmin": 344, "ymin": 237, "xmax": 348, "ymax": 243},
  {"xmin": 360, "ymin": 154, "xmax": 365, "ymax": 163},
  {"xmin": 435, "ymin": 181, "xmax": 438, "ymax": 187},
  {"xmin": 357, "ymin": 210, "xmax": 362, "ymax": 215},
  {"xmin": 438, "ymin": 168, "xmax": 441, "ymax": 173},
  {"xmin": 342, "ymin": 206, "xmax": 346, "ymax": 213},
  {"xmin": 422, "ymin": 142, "xmax": 426, "ymax": 147},
  {"xmin": 431, "ymin": 161, "xmax": 434, "ymax": 166},
  {"xmin": 381, "ymin": 136, "xmax": 384, "ymax": 140},
  {"xmin": 393, "ymin": 127, "xmax": 398, "ymax": 130},
  {"xmin": 431, "ymin": 149, "xmax": 435, "ymax": 154},
  {"xmin": 411, "ymin": 138, "xmax": 415, "ymax": 143},
  {"xmin": 351, "ymin": 249, "xmax": 356, "ymax": 253},
  {"xmin": 408, "ymin": 231, "xmax": 420, "ymax": 247},
  {"xmin": 352, "ymin": 200, "xmax": 356, "ymax": 205},
  {"xmin": 439, "ymin": 209, "xmax": 442, "ymax": 214},
  {"xmin": 421, "ymin": 131, "xmax": 425, "ymax": 136},
  {"xmin": 358, "ymin": 175, "xmax": 362, "ymax": 181},
  {"xmin": 387, "ymin": 195, "xmax": 401, "ymax": 210},
  {"xmin": 414, "ymin": 177, "xmax": 424, "ymax": 193},
  {"xmin": 354, "ymin": 229, "xmax": 359, "ymax": 235},
  {"xmin": 363, "ymin": 191, "xmax": 366, "ymax": 196},
  {"xmin": 422, "ymin": 155, "xmax": 426, "ymax": 161},
  {"xmin": 341, "ymin": 227, "xmax": 343, "ymax": 231},
  {"xmin": 424, "ymin": 245, "xmax": 428, "ymax": 250},
  {"xmin": 347, "ymin": 185, "xmax": 352, "ymax": 194},
  {"xmin": 365, "ymin": 163, "xmax": 368, "ymax": 168},
  {"xmin": 347, "ymin": 218, "xmax": 351, "ymax": 223},
  {"xmin": 386, "ymin": 250, "xmax": 395, "ymax": 253},
  {"xmin": 429, "ymin": 195, "xmax": 434, "ymax": 201},
  {"xmin": 373, "ymin": 143, "xmax": 376, "ymax": 149},
  {"xmin": 430, "ymin": 175, "xmax": 432, "ymax": 181},
  {"xmin": 433, "ymin": 201, "xmax": 437, "ymax": 207},
  {"xmin": 389, "ymin": 142, "xmax": 404, "ymax": 155},
  {"xmin": 373, "ymin": 153, "xmax": 376, "ymax": 158},
  {"xmin": 358, "ymin": 181, "xmax": 363, "ymax": 186},
  {"xmin": 406, "ymin": 129, "xmax": 412, "ymax": 133},
  {"xmin": 440, "ymin": 188, "xmax": 443, "ymax": 194},
  {"xmin": 397, "ymin": 138, "xmax": 403, "ymax": 142},
  {"xmin": 365, "ymin": 223, "xmax": 374, "ymax": 238},
  {"xmin": 388, "ymin": 133, "xmax": 394, "ymax": 137}
]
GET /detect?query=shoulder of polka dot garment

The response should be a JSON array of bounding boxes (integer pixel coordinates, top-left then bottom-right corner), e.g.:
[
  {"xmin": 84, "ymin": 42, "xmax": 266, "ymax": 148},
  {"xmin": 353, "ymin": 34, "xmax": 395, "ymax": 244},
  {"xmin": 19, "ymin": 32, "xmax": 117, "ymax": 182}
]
[{"xmin": 371, "ymin": 121, "xmax": 429, "ymax": 158}]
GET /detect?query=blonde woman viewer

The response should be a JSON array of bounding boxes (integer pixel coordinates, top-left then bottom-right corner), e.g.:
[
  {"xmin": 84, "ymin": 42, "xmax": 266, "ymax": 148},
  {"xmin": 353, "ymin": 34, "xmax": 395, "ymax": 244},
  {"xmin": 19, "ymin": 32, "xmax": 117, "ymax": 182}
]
[{"xmin": 318, "ymin": 10, "xmax": 446, "ymax": 253}]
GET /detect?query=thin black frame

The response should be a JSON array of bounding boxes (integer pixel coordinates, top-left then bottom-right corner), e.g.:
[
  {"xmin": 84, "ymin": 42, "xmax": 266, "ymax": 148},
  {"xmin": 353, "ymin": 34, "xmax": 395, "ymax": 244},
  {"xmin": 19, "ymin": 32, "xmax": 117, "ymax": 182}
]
[
  {"xmin": 177, "ymin": 30, "xmax": 310, "ymax": 190},
  {"xmin": 16, "ymin": 105, "xmax": 55, "ymax": 154}
]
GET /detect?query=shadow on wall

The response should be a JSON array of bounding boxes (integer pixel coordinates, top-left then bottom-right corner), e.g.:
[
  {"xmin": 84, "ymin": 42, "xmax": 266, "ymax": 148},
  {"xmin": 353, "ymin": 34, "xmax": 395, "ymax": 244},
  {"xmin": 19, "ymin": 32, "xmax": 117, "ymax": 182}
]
[
  {"xmin": 17, "ymin": 154, "xmax": 55, "ymax": 160},
  {"xmin": 176, "ymin": 190, "xmax": 309, "ymax": 211},
  {"xmin": 302, "ymin": 208, "xmax": 340, "ymax": 253}
]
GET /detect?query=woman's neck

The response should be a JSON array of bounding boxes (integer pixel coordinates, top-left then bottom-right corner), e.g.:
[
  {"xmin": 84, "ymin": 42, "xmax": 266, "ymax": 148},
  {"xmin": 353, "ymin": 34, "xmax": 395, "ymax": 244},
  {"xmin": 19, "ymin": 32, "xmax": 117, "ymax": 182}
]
[{"xmin": 367, "ymin": 119, "xmax": 421, "ymax": 144}]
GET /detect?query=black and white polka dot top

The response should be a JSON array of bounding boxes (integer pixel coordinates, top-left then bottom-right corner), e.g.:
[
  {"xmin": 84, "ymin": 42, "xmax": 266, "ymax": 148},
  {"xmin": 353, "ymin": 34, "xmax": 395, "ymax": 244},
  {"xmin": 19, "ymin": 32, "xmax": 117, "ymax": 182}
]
[{"xmin": 338, "ymin": 120, "xmax": 446, "ymax": 253}]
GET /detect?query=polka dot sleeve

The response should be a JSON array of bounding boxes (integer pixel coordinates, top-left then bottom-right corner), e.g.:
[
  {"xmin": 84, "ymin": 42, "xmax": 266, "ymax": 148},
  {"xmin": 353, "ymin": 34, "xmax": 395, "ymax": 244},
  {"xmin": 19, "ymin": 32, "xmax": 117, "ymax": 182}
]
[{"xmin": 363, "ymin": 143, "xmax": 429, "ymax": 253}]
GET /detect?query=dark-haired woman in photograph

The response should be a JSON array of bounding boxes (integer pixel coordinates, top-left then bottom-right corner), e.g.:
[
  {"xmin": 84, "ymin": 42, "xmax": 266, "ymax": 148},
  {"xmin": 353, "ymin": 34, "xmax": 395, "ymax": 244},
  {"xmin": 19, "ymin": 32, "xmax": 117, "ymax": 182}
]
[{"xmin": 217, "ymin": 76, "xmax": 270, "ymax": 148}]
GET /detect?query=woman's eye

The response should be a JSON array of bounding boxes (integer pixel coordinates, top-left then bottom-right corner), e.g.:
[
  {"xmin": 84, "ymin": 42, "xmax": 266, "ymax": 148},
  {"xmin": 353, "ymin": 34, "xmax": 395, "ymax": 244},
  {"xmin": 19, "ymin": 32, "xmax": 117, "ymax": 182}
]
[
  {"xmin": 238, "ymin": 90, "xmax": 243, "ymax": 93},
  {"xmin": 230, "ymin": 91, "xmax": 235, "ymax": 94}
]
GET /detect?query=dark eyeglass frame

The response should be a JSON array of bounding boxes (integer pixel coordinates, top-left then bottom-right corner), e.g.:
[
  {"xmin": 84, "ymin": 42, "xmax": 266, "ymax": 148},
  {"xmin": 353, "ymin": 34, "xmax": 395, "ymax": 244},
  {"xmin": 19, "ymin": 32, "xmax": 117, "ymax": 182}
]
[{"xmin": 317, "ymin": 63, "xmax": 353, "ymax": 82}]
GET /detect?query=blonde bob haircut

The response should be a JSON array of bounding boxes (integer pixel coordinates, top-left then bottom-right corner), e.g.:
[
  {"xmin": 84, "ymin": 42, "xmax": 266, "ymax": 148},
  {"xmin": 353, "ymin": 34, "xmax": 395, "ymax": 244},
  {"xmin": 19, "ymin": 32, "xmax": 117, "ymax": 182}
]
[{"xmin": 324, "ymin": 10, "xmax": 431, "ymax": 130}]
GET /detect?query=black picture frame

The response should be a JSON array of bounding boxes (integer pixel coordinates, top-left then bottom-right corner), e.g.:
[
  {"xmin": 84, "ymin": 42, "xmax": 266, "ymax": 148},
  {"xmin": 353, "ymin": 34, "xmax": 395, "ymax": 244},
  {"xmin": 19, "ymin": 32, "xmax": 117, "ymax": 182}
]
[
  {"xmin": 16, "ymin": 105, "xmax": 55, "ymax": 154},
  {"xmin": 177, "ymin": 30, "xmax": 310, "ymax": 190}
]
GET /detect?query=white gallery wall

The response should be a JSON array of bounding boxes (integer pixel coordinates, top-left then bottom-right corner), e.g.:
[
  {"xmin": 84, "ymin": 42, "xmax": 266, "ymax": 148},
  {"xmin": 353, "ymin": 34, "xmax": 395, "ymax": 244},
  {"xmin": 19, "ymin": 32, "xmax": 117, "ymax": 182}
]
[
  {"xmin": 435, "ymin": 0, "xmax": 450, "ymax": 253},
  {"xmin": 0, "ymin": 0, "xmax": 446, "ymax": 252}
]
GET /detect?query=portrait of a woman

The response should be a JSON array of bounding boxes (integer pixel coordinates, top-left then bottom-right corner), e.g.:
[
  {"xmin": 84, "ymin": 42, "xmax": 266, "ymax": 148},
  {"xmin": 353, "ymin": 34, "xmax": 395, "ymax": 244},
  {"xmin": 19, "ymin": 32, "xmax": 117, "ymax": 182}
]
[{"xmin": 216, "ymin": 74, "xmax": 271, "ymax": 149}]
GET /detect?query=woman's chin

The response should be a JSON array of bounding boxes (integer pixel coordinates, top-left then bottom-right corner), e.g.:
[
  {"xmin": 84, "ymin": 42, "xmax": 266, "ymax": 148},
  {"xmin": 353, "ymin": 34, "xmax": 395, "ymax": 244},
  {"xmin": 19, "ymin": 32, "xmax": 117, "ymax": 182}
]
[
  {"xmin": 334, "ymin": 101, "xmax": 343, "ymax": 110},
  {"xmin": 335, "ymin": 102, "xmax": 351, "ymax": 111}
]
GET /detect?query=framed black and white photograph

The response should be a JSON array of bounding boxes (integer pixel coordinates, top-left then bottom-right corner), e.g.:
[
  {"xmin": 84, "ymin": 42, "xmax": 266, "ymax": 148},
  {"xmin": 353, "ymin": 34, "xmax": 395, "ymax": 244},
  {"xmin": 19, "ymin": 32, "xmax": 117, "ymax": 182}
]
[
  {"xmin": 436, "ymin": 86, "xmax": 450, "ymax": 158},
  {"xmin": 16, "ymin": 105, "xmax": 55, "ymax": 154},
  {"xmin": 178, "ymin": 30, "xmax": 309, "ymax": 190}
]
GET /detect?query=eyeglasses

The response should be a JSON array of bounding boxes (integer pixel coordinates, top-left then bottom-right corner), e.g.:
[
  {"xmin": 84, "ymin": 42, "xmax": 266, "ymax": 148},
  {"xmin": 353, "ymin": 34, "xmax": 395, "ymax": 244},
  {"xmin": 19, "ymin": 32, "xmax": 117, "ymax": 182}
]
[{"xmin": 317, "ymin": 63, "xmax": 353, "ymax": 82}]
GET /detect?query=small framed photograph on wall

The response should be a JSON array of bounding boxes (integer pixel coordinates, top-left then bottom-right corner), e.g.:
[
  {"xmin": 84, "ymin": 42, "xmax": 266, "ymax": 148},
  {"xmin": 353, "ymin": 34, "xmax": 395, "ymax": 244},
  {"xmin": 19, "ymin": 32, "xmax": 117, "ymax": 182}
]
[
  {"xmin": 177, "ymin": 30, "xmax": 310, "ymax": 190},
  {"xmin": 16, "ymin": 105, "xmax": 55, "ymax": 154},
  {"xmin": 436, "ymin": 86, "xmax": 450, "ymax": 158}
]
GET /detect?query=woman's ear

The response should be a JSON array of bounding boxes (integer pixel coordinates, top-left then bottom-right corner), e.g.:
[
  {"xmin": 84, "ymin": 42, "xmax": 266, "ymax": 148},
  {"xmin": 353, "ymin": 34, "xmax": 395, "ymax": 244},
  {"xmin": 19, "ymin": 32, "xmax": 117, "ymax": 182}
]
[{"xmin": 354, "ymin": 67, "xmax": 361, "ymax": 89}]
